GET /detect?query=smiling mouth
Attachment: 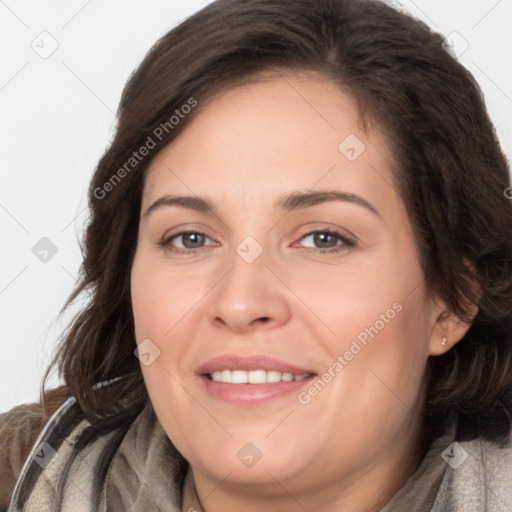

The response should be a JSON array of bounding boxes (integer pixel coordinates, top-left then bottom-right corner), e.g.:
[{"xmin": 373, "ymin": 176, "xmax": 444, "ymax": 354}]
[{"xmin": 206, "ymin": 369, "xmax": 314, "ymax": 384}]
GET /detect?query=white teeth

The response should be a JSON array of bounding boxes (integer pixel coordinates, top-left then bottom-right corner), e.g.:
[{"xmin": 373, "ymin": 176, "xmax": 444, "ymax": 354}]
[
  {"xmin": 231, "ymin": 370, "xmax": 248, "ymax": 384},
  {"xmin": 266, "ymin": 370, "xmax": 282, "ymax": 383},
  {"xmin": 248, "ymin": 370, "xmax": 266, "ymax": 384},
  {"xmin": 209, "ymin": 370, "xmax": 311, "ymax": 384}
]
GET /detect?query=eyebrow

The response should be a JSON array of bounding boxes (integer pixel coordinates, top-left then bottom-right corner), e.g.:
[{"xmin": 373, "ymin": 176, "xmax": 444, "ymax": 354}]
[
  {"xmin": 143, "ymin": 190, "xmax": 381, "ymax": 219},
  {"xmin": 276, "ymin": 190, "xmax": 381, "ymax": 218}
]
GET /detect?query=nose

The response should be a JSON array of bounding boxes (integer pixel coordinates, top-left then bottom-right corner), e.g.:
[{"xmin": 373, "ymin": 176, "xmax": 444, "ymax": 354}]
[{"xmin": 206, "ymin": 243, "xmax": 292, "ymax": 334}]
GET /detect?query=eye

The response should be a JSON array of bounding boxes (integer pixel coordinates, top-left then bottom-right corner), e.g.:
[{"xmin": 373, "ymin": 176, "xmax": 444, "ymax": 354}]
[
  {"xmin": 296, "ymin": 229, "xmax": 356, "ymax": 253},
  {"xmin": 159, "ymin": 231, "xmax": 216, "ymax": 254},
  {"xmin": 158, "ymin": 228, "xmax": 356, "ymax": 255}
]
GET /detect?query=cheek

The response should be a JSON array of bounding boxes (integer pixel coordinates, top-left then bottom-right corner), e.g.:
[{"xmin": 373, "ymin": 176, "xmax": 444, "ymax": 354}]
[
  {"xmin": 130, "ymin": 254, "xmax": 199, "ymax": 428},
  {"xmin": 285, "ymin": 261, "xmax": 405, "ymax": 347},
  {"xmin": 130, "ymin": 250, "xmax": 211, "ymax": 404},
  {"xmin": 299, "ymin": 255, "xmax": 431, "ymax": 415},
  {"xmin": 130, "ymin": 252, "xmax": 199, "ymax": 341},
  {"xmin": 332, "ymin": 283, "xmax": 432, "ymax": 423}
]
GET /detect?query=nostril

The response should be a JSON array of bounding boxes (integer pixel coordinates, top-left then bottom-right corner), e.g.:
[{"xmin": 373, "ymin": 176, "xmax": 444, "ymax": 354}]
[{"xmin": 250, "ymin": 316, "xmax": 271, "ymax": 326}]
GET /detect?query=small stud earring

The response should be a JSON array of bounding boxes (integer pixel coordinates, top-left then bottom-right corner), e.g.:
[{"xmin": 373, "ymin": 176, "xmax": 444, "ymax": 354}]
[{"xmin": 441, "ymin": 335, "xmax": 448, "ymax": 346}]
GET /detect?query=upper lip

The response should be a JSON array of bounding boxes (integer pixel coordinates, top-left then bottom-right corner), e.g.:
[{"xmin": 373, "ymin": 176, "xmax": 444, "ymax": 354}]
[{"xmin": 196, "ymin": 355, "xmax": 316, "ymax": 375}]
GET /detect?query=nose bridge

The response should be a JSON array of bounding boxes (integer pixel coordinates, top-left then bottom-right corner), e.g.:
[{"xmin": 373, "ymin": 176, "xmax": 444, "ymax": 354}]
[{"xmin": 206, "ymin": 232, "xmax": 291, "ymax": 332}]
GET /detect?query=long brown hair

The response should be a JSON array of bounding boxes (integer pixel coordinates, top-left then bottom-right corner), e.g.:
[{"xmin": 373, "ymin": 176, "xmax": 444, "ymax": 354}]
[{"xmin": 43, "ymin": 0, "xmax": 512, "ymax": 449}]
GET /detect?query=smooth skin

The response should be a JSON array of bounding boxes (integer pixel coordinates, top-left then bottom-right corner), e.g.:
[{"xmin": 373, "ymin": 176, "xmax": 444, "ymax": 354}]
[{"xmin": 130, "ymin": 71, "xmax": 475, "ymax": 512}]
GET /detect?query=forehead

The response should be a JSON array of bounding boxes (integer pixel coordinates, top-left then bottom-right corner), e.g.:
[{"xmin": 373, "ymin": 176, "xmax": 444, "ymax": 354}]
[{"xmin": 142, "ymin": 73, "xmax": 399, "ymax": 216}]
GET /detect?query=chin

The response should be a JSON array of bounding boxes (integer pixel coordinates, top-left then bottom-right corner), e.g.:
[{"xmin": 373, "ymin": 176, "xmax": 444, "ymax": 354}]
[{"xmin": 183, "ymin": 435, "xmax": 312, "ymax": 485}]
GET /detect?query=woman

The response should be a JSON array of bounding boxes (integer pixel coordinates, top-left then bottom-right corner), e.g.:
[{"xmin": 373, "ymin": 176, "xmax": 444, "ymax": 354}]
[{"xmin": 2, "ymin": 0, "xmax": 512, "ymax": 510}]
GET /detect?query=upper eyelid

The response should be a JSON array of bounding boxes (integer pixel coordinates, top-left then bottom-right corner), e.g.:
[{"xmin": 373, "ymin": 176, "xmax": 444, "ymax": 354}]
[
  {"xmin": 163, "ymin": 229, "xmax": 216, "ymax": 243},
  {"xmin": 296, "ymin": 224, "xmax": 355, "ymax": 240},
  {"xmin": 160, "ymin": 223, "xmax": 216, "ymax": 241},
  {"xmin": 162, "ymin": 221, "xmax": 354, "ymax": 239}
]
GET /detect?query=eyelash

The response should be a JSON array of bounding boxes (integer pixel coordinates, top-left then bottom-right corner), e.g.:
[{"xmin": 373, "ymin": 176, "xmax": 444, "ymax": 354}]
[{"xmin": 157, "ymin": 229, "xmax": 356, "ymax": 255}]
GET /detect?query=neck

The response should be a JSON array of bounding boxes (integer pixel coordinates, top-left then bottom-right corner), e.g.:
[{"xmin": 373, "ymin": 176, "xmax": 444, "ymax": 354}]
[{"xmin": 181, "ymin": 411, "xmax": 426, "ymax": 512}]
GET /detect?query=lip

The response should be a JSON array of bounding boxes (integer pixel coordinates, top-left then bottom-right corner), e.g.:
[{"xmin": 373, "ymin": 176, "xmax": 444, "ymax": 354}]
[
  {"xmin": 196, "ymin": 354, "xmax": 317, "ymax": 406},
  {"xmin": 196, "ymin": 354, "xmax": 316, "ymax": 375}
]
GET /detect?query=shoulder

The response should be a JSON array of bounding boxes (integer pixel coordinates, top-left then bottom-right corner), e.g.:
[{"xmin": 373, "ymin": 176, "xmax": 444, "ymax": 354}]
[
  {"xmin": 432, "ymin": 433, "xmax": 512, "ymax": 511},
  {"xmin": 0, "ymin": 387, "xmax": 70, "ymax": 511},
  {"xmin": 7, "ymin": 390, "xmax": 133, "ymax": 512}
]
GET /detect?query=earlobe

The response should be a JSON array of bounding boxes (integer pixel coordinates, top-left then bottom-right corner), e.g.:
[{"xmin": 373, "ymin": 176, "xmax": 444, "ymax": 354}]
[{"xmin": 428, "ymin": 303, "xmax": 478, "ymax": 356}]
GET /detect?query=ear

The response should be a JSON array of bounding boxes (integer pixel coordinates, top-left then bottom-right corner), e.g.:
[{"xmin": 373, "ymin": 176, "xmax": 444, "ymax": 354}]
[
  {"xmin": 429, "ymin": 260, "xmax": 481, "ymax": 356},
  {"xmin": 428, "ymin": 301, "xmax": 479, "ymax": 356}
]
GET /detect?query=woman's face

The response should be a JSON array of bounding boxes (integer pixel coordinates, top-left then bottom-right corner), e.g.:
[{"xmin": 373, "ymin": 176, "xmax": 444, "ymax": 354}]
[{"xmin": 130, "ymin": 73, "xmax": 466, "ymax": 506}]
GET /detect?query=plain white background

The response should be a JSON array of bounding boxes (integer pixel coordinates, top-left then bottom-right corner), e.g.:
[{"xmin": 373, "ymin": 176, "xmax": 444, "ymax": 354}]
[{"xmin": 1, "ymin": 0, "xmax": 512, "ymax": 412}]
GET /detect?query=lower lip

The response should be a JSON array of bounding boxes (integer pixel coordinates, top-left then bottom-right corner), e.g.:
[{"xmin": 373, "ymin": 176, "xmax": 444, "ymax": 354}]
[{"xmin": 198, "ymin": 375, "xmax": 316, "ymax": 405}]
